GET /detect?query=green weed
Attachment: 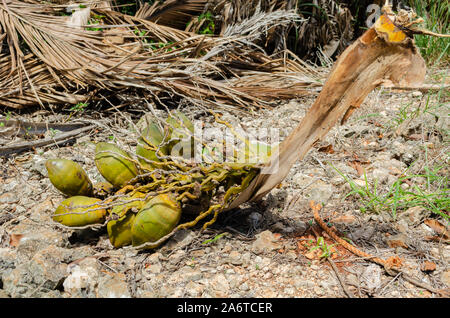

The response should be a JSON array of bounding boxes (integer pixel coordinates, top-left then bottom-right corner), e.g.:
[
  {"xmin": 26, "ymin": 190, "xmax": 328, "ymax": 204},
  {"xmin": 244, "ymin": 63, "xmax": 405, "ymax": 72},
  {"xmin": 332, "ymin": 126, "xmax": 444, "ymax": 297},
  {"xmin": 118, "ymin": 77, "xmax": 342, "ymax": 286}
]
[
  {"xmin": 197, "ymin": 12, "xmax": 215, "ymax": 35},
  {"xmin": 309, "ymin": 236, "xmax": 336, "ymax": 259},
  {"xmin": 408, "ymin": 0, "xmax": 449, "ymax": 66},
  {"xmin": 202, "ymin": 232, "xmax": 227, "ymax": 245},
  {"xmin": 332, "ymin": 162, "xmax": 449, "ymax": 221}
]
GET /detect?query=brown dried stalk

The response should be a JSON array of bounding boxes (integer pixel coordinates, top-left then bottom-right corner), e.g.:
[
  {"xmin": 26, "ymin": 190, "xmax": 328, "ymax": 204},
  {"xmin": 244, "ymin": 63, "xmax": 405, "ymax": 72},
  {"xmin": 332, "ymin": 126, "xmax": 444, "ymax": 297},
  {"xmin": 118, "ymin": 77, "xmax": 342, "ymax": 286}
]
[{"xmin": 228, "ymin": 6, "xmax": 429, "ymax": 209}]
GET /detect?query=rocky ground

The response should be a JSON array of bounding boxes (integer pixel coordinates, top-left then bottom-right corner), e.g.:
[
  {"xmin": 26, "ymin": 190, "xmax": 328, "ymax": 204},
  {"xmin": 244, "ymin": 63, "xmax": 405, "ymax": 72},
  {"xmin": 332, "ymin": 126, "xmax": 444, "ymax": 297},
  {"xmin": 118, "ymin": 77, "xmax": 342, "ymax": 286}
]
[{"xmin": 0, "ymin": 69, "xmax": 448, "ymax": 298}]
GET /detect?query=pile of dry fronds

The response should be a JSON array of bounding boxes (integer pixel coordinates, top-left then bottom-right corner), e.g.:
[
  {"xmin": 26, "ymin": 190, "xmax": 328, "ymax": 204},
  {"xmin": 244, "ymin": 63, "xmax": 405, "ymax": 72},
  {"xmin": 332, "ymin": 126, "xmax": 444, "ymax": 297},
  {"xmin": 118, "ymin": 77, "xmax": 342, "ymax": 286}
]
[{"xmin": 0, "ymin": 0, "xmax": 323, "ymax": 112}]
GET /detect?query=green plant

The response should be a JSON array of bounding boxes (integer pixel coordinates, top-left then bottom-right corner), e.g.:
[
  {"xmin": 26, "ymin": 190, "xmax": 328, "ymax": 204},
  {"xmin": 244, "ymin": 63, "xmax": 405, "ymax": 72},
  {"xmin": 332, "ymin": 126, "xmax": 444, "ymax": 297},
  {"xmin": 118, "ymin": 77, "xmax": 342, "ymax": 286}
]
[
  {"xmin": 332, "ymin": 162, "xmax": 449, "ymax": 221},
  {"xmin": 408, "ymin": 0, "xmax": 449, "ymax": 66},
  {"xmin": 202, "ymin": 232, "xmax": 227, "ymax": 245},
  {"xmin": 49, "ymin": 127, "xmax": 58, "ymax": 137},
  {"xmin": 197, "ymin": 12, "xmax": 215, "ymax": 35},
  {"xmin": 69, "ymin": 102, "xmax": 88, "ymax": 113},
  {"xmin": 309, "ymin": 236, "xmax": 336, "ymax": 259},
  {"xmin": 86, "ymin": 14, "xmax": 105, "ymax": 32},
  {"xmin": 134, "ymin": 28, "xmax": 149, "ymax": 44}
]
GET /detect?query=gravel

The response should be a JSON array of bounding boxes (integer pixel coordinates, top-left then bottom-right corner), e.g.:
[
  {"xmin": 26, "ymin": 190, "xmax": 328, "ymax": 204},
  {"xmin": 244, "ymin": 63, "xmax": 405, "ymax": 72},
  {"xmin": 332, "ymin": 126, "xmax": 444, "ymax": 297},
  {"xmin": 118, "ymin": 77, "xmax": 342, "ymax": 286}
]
[{"xmin": 0, "ymin": 82, "xmax": 449, "ymax": 298}]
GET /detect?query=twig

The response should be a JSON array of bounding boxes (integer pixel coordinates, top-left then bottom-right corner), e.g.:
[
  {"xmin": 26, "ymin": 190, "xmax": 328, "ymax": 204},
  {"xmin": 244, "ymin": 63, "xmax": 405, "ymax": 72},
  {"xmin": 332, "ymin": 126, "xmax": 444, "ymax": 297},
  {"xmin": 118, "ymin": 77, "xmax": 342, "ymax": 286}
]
[
  {"xmin": 327, "ymin": 258, "xmax": 355, "ymax": 298},
  {"xmin": 0, "ymin": 125, "xmax": 95, "ymax": 156},
  {"xmin": 377, "ymin": 271, "xmax": 402, "ymax": 296},
  {"xmin": 309, "ymin": 201, "xmax": 449, "ymax": 297},
  {"xmin": 388, "ymin": 84, "xmax": 450, "ymax": 92}
]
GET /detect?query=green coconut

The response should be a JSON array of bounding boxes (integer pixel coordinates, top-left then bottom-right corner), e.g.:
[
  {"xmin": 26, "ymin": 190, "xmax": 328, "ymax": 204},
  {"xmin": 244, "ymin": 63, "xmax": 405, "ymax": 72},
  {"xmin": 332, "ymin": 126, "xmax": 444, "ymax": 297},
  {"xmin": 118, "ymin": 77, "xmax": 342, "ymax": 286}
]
[
  {"xmin": 131, "ymin": 193, "xmax": 182, "ymax": 248},
  {"xmin": 53, "ymin": 196, "xmax": 107, "ymax": 227},
  {"xmin": 45, "ymin": 159, "xmax": 93, "ymax": 196},
  {"xmin": 107, "ymin": 192, "xmax": 146, "ymax": 248},
  {"xmin": 94, "ymin": 142, "xmax": 138, "ymax": 188},
  {"xmin": 136, "ymin": 122, "xmax": 169, "ymax": 170}
]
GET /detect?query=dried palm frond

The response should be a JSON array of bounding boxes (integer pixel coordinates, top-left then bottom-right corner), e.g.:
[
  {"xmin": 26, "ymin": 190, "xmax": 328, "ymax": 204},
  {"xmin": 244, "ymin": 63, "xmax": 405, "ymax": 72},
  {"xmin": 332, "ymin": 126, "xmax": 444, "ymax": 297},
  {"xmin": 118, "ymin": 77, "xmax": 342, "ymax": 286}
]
[
  {"xmin": 293, "ymin": 0, "xmax": 354, "ymax": 61},
  {"xmin": 0, "ymin": 0, "xmax": 318, "ymax": 111},
  {"xmin": 135, "ymin": 0, "xmax": 209, "ymax": 30}
]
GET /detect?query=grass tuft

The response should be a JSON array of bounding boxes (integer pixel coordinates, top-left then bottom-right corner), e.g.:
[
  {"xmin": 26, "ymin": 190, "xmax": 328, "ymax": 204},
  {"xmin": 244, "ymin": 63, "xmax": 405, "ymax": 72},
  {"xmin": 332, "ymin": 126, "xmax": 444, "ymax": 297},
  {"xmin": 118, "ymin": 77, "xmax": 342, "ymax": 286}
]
[{"xmin": 408, "ymin": 0, "xmax": 449, "ymax": 66}]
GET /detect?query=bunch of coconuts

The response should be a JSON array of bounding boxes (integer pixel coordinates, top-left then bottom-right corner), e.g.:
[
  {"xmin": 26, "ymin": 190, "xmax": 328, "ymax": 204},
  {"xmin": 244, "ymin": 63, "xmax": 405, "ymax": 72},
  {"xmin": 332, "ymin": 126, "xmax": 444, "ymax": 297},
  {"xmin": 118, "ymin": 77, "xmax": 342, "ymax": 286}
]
[{"xmin": 45, "ymin": 111, "xmax": 267, "ymax": 249}]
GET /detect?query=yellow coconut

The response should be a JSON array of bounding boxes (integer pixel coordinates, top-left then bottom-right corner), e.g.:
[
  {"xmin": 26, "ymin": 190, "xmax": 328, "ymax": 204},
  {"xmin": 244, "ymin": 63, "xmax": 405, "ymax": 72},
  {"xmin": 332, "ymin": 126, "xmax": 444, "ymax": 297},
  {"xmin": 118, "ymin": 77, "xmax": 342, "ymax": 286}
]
[{"xmin": 53, "ymin": 196, "xmax": 107, "ymax": 227}]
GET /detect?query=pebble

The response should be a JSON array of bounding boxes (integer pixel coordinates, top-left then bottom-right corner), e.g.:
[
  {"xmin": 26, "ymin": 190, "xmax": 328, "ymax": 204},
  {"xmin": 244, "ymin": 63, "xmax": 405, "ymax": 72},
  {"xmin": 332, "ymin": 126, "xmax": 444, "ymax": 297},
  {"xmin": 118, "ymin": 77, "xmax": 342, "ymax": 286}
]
[
  {"xmin": 361, "ymin": 264, "xmax": 381, "ymax": 291},
  {"xmin": 63, "ymin": 258, "xmax": 100, "ymax": 297},
  {"xmin": 251, "ymin": 230, "xmax": 281, "ymax": 254},
  {"xmin": 385, "ymin": 234, "xmax": 409, "ymax": 249},
  {"xmin": 441, "ymin": 270, "xmax": 450, "ymax": 287},
  {"xmin": 97, "ymin": 273, "xmax": 131, "ymax": 298},
  {"xmin": 304, "ymin": 180, "xmax": 334, "ymax": 203}
]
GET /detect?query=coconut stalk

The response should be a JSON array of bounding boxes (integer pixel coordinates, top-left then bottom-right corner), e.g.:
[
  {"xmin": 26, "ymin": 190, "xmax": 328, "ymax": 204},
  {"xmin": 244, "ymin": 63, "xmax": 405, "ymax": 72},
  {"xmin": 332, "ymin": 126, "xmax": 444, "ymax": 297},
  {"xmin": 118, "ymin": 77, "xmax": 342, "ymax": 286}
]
[{"xmin": 227, "ymin": 2, "xmax": 444, "ymax": 209}]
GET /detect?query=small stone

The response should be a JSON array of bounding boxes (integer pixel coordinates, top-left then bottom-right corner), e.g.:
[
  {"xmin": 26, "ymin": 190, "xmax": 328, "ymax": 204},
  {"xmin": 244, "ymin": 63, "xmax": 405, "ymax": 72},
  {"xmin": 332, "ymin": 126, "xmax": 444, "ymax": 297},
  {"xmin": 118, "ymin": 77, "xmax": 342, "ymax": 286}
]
[
  {"xmin": 396, "ymin": 219, "xmax": 409, "ymax": 233},
  {"xmin": 228, "ymin": 250, "xmax": 242, "ymax": 265},
  {"xmin": 185, "ymin": 281, "xmax": 205, "ymax": 297},
  {"xmin": 293, "ymin": 173, "xmax": 315, "ymax": 187},
  {"xmin": 209, "ymin": 274, "xmax": 230, "ymax": 297},
  {"xmin": 420, "ymin": 261, "xmax": 436, "ymax": 273},
  {"xmin": 239, "ymin": 282, "xmax": 250, "ymax": 291},
  {"xmin": 29, "ymin": 155, "xmax": 48, "ymax": 177},
  {"xmin": 284, "ymin": 287, "xmax": 295, "ymax": 295},
  {"xmin": 361, "ymin": 264, "xmax": 381, "ymax": 291},
  {"xmin": 182, "ymin": 270, "xmax": 203, "ymax": 283},
  {"xmin": 313, "ymin": 286, "xmax": 324, "ymax": 295},
  {"xmin": 251, "ymin": 230, "xmax": 282, "ymax": 254},
  {"xmin": 400, "ymin": 206, "xmax": 428, "ymax": 225},
  {"xmin": 371, "ymin": 168, "xmax": 389, "ymax": 183},
  {"xmin": 0, "ymin": 192, "xmax": 18, "ymax": 204},
  {"xmin": 168, "ymin": 250, "xmax": 186, "ymax": 264},
  {"xmin": 63, "ymin": 258, "xmax": 100, "ymax": 297},
  {"xmin": 137, "ymin": 290, "xmax": 156, "ymax": 298},
  {"xmin": 420, "ymin": 223, "xmax": 435, "ymax": 235},
  {"xmin": 147, "ymin": 262, "xmax": 162, "ymax": 274},
  {"xmin": 412, "ymin": 91, "xmax": 422, "ymax": 98},
  {"xmin": 222, "ymin": 244, "xmax": 232, "ymax": 254},
  {"xmin": 2, "ymin": 246, "xmax": 68, "ymax": 297},
  {"xmin": 167, "ymin": 229, "xmax": 196, "ymax": 249},
  {"xmin": 15, "ymin": 230, "xmax": 66, "ymax": 256},
  {"xmin": 263, "ymin": 272, "xmax": 273, "ymax": 279},
  {"xmin": 97, "ymin": 273, "xmax": 131, "ymax": 298},
  {"xmin": 441, "ymin": 270, "xmax": 450, "ymax": 286},
  {"xmin": 0, "ymin": 248, "xmax": 17, "ymax": 270},
  {"xmin": 304, "ymin": 180, "xmax": 334, "ymax": 203},
  {"xmin": 390, "ymin": 290, "xmax": 400, "ymax": 297},
  {"xmin": 386, "ymin": 234, "xmax": 409, "ymax": 249}
]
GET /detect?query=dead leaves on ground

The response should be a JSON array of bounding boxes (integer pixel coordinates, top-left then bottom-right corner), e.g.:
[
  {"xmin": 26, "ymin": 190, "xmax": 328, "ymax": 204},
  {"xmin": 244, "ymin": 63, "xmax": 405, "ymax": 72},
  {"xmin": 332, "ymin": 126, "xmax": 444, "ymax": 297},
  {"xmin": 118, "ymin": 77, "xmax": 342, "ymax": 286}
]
[{"xmin": 423, "ymin": 219, "xmax": 450, "ymax": 243}]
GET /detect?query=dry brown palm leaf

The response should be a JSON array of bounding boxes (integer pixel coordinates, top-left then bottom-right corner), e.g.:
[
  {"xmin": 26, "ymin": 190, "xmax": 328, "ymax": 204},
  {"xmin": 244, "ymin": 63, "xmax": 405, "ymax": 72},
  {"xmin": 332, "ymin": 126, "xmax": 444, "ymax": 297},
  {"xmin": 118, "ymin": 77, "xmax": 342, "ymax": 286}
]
[
  {"xmin": 228, "ymin": 3, "xmax": 431, "ymax": 209},
  {"xmin": 294, "ymin": 0, "xmax": 354, "ymax": 61},
  {"xmin": 136, "ymin": 0, "xmax": 209, "ymax": 30},
  {"xmin": 0, "ymin": 1, "xmax": 318, "ymax": 111}
]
